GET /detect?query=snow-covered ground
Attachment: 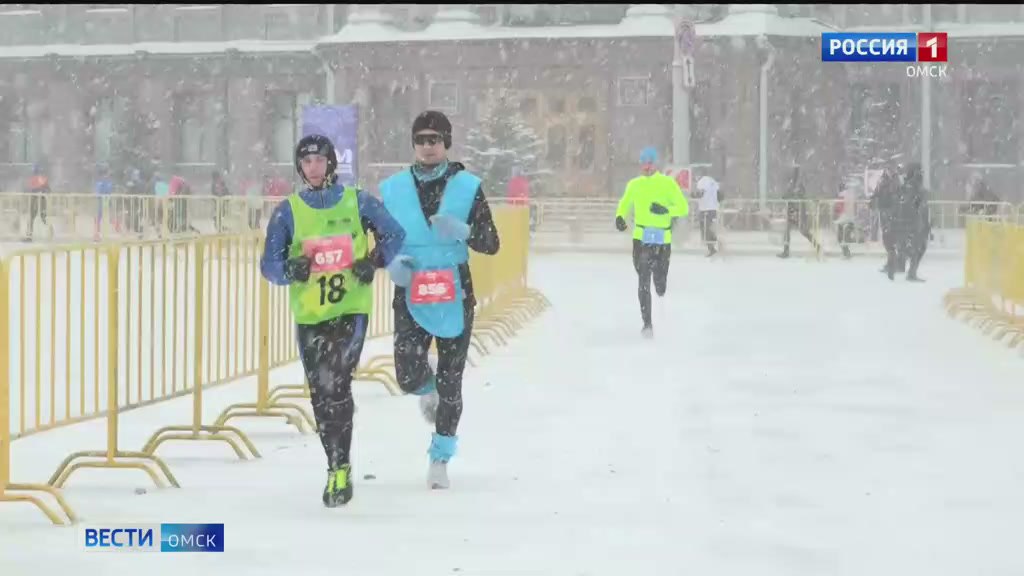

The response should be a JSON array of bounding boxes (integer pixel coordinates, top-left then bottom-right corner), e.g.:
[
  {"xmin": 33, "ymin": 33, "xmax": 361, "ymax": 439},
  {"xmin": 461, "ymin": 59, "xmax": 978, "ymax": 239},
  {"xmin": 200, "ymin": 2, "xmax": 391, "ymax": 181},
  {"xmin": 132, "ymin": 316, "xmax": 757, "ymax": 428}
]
[{"xmin": 3, "ymin": 253, "xmax": 1023, "ymax": 576}]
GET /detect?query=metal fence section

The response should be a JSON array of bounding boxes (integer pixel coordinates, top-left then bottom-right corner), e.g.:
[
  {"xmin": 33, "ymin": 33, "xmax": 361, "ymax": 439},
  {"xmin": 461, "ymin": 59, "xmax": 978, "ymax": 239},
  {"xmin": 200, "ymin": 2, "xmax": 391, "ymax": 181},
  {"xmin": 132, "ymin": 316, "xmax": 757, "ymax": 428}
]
[{"xmin": 0, "ymin": 206, "xmax": 548, "ymax": 525}]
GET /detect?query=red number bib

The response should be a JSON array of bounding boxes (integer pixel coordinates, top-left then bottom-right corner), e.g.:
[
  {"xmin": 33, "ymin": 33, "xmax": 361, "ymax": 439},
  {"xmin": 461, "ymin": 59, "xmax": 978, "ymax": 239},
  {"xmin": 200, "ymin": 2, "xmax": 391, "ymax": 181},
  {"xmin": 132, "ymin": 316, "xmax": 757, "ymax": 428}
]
[
  {"xmin": 302, "ymin": 235, "xmax": 354, "ymax": 274},
  {"xmin": 410, "ymin": 269, "xmax": 457, "ymax": 304}
]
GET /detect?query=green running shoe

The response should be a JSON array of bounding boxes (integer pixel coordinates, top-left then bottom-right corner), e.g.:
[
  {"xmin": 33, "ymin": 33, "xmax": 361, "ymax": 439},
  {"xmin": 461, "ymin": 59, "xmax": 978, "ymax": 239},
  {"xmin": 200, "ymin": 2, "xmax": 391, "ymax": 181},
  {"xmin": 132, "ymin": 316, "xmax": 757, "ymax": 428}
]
[{"xmin": 323, "ymin": 464, "xmax": 353, "ymax": 508}]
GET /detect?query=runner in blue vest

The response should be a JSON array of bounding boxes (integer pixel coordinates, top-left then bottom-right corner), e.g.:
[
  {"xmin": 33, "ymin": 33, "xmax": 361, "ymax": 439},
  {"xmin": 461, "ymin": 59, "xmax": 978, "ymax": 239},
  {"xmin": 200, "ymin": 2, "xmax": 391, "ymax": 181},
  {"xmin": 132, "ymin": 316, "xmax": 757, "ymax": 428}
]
[
  {"xmin": 379, "ymin": 110, "xmax": 501, "ymax": 490},
  {"xmin": 261, "ymin": 134, "xmax": 405, "ymax": 507}
]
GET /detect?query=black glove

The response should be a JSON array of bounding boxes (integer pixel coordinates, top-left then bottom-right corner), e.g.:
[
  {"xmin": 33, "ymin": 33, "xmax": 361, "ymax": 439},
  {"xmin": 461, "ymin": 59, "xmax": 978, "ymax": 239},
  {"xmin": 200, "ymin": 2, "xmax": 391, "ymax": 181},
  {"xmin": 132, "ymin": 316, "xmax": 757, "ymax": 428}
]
[
  {"xmin": 649, "ymin": 202, "xmax": 669, "ymax": 215},
  {"xmin": 351, "ymin": 258, "xmax": 375, "ymax": 285},
  {"xmin": 615, "ymin": 216, "xmax": 627, "ymax": 232},
  {"xmin": 285, "ymin": 256, "xmax": 311, "ymax": 283}
]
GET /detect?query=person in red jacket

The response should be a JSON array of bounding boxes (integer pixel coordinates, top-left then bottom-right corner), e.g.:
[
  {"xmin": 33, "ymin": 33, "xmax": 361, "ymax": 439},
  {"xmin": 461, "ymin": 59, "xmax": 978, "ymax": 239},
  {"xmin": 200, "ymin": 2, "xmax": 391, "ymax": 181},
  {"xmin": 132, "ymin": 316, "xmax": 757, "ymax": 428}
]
[
  {"xmin": 506, "ymin": 166, "xmax": 529, "ymax": 206},
  {"xmin": 506, "ymin": 165, "xmax": 536, "ymax": 231}
]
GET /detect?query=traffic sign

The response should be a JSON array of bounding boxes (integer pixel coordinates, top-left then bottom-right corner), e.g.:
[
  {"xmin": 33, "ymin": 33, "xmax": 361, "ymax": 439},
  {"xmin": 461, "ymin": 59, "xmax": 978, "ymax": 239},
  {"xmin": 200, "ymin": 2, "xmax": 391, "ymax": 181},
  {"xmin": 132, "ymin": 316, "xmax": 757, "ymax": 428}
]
[{"xmin": 675, "ymin": 20, "xmax": 696, "ymax": 57}]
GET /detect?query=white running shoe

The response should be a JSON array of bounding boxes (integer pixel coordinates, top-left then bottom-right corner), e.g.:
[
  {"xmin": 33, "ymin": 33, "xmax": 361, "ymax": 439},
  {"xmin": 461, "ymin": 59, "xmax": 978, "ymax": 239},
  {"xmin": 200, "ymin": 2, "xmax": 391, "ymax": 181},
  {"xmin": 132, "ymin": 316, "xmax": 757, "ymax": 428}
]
[{"xmin": 427, "ymin": 460, "xmax": 450, "ymax": 490}]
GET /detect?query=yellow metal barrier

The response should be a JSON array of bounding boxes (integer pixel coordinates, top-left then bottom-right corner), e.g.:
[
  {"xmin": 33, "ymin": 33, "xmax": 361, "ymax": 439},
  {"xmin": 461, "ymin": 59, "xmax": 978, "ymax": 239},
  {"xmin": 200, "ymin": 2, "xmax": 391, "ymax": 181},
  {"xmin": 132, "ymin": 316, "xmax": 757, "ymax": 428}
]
[
  {"xmin": 1, "ymin": 203, "xmax": 547, "ymax": 525},
  {"xmin": 943, "ymin": 218, "xmax": 1024, "ymax": 350},
  {"xmin": 215, "ymin": 205, "xmax": 549, "ymax": 429}
]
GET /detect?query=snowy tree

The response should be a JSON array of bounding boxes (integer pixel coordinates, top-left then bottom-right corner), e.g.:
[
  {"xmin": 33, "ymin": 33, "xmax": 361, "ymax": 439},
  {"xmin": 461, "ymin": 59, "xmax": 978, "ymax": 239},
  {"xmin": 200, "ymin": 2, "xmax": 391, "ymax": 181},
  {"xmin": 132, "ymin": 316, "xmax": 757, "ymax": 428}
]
[{"xmin": 463, "ymin": 95, "xmax": 545, "ymax": 194}]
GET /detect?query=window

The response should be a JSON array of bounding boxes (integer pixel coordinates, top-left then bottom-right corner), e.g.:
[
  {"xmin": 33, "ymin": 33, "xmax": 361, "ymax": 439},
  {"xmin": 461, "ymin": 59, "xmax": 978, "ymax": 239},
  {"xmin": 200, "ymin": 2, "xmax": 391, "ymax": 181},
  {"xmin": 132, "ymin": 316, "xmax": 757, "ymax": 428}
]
[
  {"xmin": 269, "ymin": 92, "xmax": 302, "ymax": 164},
  {"xmin": 5, "ymin": 98, "xmax": 47, "ymax": 165},
  {"xmin": 174, "ymin": 5, "xmax": 221, "ymax": 42},
  {"xmin": 690, "ymin": 80, "xmax": 712, "ymax": 164},
  {"xmin": 575, "ymin": 125, "xmax": 595, "ymax": 170},
  {"xmin": 963, "ymin": 80, "xmax": 1018, "ymax": 164},
  {"xmin": 428, "ymin": 81, "xmax": 458, "ymax": 114},
  {"xmin": 264, "ymin": 12, "xmax": 290, "ymax": 40},
  {"xmin": 617, "ymin": 78, "xmax": 649, "ymax": 107},
  {"xmin": 546, "ymin": 125, "xmax": 566, "ymax": 169},
  {"xmin": 789, "ymin": 88, "xmax": 803, "ymax": 157},
  {"xmin": 933, "ymin": 4, "xmax": 960, "ymax": 23},
  {"xmin": 175, "ymin": 93, "xmax": 219, "ymax": 164},
  {"xmin": 849, "ymin": 83, "xmax": 870, "ymax": 132},
  {"xmin": 7, "ymin": 100, "xmax": 30, "ymax": 164},
  {"xmin": 519, "ymin": 96, "xmax": 537, "ymax": 116},
  {"xmin": 367, "ymin": 83, "xmax": 413, "ymax": 164},
  {"xmin": 966, "ymin": 4, "xmax": 1023, "ymax": 23},
  {"xmin": 92, "ymin": 97, "xmax": 117, "ymax": 162},
  {"xmin": 0, "ymin": 6, "xmax": 44, "ymax": 43},
  {"xmin": 84, "ymin": 6, "xmax": 133, "ymax": 44},
  {"xmin": 549, "ymin": 97, "xmax": 565, "ymax": 114},
  {"xmin": 577, "ymin": 96, "xmax": 596, "ymax": 113}
]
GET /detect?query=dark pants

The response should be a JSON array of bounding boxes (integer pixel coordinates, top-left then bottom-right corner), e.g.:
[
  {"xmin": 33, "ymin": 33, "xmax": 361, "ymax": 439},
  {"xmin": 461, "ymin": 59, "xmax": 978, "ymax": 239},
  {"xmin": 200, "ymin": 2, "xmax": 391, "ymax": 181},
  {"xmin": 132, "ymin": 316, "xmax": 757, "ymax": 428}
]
[
  {"xmin": 29, "ymin": 195, "xmax": 47, "ymax": 226},
  {"xmin": 882, "ymin": 221, "xmax": 908, "ymax": 275},
  {"xmin": 632, "ymin": 239, "xmax": 671, "ymax": 328},
  {"xmin": 907, "ymin": 225, "xmax": 930, "ymax": 278},
  {"xmin": 700, "ymin": 210, "xmax": 718, "ymax": 252},
  {"xmin": 393, "ymin": 300, "xmax": 475, "ymax": 437},
  {"xmin": 781, "ymin": 216, "xmax": 819, "ymax": 253},
  {"xmin": 837, "ymin": 222, "xmax": 854, "ymax": 257},
  {"xmin": 295, "ymin": 314, "xmax": 368, "ymax": 470}
]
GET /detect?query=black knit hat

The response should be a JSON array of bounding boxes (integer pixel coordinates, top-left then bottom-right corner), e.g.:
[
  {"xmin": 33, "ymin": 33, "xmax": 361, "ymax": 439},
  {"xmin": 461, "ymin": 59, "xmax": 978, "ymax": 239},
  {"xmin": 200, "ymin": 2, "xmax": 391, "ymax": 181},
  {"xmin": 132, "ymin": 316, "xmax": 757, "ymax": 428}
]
[
  {"xmin": 294, "ymin": 134, "xmax": 337, "ymax": 187},
  {"xmin": 412, "ymin": 110, "xmax": 452, "ymax": 149}
]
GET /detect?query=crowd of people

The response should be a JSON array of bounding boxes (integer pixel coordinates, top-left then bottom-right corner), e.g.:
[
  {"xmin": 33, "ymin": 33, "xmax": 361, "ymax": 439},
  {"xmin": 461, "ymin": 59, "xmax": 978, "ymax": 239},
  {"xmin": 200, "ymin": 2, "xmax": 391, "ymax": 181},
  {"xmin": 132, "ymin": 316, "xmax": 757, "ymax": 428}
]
[
  {"xmin": 14, "ymin": 158, "xmax": 296, "ymax": 241},
  {"xmin": 611, "ymin": 154, "xmax": 1005, "ymax": 337}
]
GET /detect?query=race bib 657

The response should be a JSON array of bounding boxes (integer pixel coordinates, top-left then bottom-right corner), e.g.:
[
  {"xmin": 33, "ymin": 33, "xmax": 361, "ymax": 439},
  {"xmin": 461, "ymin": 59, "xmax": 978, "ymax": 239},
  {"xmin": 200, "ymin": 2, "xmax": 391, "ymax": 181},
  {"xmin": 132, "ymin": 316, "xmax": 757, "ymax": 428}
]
[{"xmin": 302, "ymin": 235, "xmax": 354, "ymax": 273}]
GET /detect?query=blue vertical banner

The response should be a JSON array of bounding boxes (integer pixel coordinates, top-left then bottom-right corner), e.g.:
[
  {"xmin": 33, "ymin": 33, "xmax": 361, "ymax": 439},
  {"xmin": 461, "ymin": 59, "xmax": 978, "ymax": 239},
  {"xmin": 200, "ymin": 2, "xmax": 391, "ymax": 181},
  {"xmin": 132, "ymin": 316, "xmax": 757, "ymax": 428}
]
[{"xmin": 302, "ymin": 105, "xmax": 359, "ymax": 187}]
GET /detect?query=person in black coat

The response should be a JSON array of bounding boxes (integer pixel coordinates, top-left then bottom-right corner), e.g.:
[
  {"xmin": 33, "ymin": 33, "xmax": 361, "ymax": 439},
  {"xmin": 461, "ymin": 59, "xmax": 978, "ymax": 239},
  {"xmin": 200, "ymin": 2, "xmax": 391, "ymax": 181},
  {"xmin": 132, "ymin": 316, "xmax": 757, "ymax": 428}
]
[
  {"xmin": 873, "ymin": 166, "xmax": 902, "ymax": 276},
  {"xmin": 777, "ymin": 166, "xmax": 821, "ymax": 258},
  {"xmin": 898, "ymin": 162, "xmax": 930, "ymax": 282}
]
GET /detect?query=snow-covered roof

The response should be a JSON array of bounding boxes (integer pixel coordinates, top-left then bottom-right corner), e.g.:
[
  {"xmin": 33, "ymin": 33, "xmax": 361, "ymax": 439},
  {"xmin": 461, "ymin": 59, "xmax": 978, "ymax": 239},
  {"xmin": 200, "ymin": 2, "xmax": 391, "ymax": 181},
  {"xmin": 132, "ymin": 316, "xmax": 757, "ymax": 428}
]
[
  {"xmin": 324, "ymin": 21, "xmax": 678, "ymax": 44},
  {"xmin": 943, "ymin": 22, "xmax": 1024, "ymax": 39},
  {"xmin": 0, "ymin": 39, "xmax": 317, "ymax": 59},
  {"xmin": 325, "ymin": 4, "xmax": 675, "ymax": 44},
  {"xmin": 698, "ymin": 10, "xmax": 837, "ymax": 37},
  {"xmin": 832, "ymin": 21, "xmax": 1024, "ymax": 39},
  {"xmin": 0, "ymin": 10, "xmax": 1019, "ymax": 60}
]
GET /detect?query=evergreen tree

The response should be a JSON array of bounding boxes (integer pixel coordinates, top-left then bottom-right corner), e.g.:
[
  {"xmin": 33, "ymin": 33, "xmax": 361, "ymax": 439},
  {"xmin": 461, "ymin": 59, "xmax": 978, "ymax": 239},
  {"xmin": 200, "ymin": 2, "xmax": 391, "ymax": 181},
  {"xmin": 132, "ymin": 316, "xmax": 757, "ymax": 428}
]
[
  {"xmin": 842, "ymin": 89, "xmax": 901, "ymax": 194},
  {"xmin": 463, "ymin": 96, "xmax": 545, "ymax": 195}
]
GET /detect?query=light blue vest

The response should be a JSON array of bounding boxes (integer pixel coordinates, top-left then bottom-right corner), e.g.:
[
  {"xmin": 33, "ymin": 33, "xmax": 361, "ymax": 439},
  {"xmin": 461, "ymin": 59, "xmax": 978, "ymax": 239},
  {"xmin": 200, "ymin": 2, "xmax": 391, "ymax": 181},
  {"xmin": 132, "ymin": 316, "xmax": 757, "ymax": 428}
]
[{"xmin": 380, "ymin": 169, "xmax": 479, "ymax": 338}]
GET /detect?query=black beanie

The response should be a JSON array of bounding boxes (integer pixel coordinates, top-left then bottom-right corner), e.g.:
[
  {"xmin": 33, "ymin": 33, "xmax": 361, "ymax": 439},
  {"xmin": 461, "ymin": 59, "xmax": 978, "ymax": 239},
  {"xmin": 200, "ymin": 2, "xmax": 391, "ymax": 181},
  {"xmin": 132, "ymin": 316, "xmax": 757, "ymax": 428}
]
[{"xmin": 412, "ymin": 110, "xmax": 452, "ymax": 149}]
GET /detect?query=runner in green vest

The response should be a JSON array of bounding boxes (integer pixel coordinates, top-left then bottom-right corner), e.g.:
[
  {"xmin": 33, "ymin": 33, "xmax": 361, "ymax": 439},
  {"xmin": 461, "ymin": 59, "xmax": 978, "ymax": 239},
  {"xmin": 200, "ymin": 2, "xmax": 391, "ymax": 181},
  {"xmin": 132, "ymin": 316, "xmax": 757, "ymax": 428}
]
[
  {"xmin": 615, "ymin": 146, "xmax": 689, "ymax": 339},
  {"xmin": 260, "ymin": 134, "xmax": 406, "ymax": 507}
]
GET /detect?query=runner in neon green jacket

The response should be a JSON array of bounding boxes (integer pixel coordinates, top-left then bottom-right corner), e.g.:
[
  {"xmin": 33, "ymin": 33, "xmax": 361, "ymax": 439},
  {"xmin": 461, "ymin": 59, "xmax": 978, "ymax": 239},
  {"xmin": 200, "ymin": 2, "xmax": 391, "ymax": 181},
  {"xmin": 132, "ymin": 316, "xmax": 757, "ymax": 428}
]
[{"xmin": 614, "ymin": 147, "xmax": 689, "ymax": 338}]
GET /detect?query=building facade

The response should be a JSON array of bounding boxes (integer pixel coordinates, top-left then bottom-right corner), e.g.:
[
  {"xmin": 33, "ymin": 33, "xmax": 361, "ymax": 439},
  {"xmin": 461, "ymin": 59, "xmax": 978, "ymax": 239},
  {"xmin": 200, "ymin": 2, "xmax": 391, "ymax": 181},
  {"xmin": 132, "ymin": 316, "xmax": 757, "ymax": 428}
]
[{"xmin": 0, "ymin": 4, "xmax": 1021, "ymax": 202}]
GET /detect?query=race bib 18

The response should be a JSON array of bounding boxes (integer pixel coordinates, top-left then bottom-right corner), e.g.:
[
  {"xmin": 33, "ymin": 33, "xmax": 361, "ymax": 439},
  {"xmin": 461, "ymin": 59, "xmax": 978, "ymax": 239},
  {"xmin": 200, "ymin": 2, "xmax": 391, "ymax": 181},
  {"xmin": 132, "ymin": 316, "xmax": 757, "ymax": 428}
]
[
  {"xmin": 302, "ymin": 235, "xmax": 354, "ymax": 273},
  {"xmin": 642, "ymin": 227, "xmax": 666, "ymax": 245},
  {"xmin": 410, "ymin": 269, "xmax": 457, "ymax": 304}
]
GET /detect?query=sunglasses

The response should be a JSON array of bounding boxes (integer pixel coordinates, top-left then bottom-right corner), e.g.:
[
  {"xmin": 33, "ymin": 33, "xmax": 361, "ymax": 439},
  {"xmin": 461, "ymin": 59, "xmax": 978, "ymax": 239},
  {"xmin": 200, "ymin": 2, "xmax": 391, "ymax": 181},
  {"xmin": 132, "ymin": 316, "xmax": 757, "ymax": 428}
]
[{"xmin": 413, "ymin": 134, "xmax": 442, "ymax": 146}]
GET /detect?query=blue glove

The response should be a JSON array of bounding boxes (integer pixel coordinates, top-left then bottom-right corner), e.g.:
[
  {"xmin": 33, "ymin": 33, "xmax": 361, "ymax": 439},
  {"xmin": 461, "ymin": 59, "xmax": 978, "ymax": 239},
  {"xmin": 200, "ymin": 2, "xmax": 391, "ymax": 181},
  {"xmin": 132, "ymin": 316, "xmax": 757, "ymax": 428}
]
[
  {"xmin": 429, "ymin": 213, "xmax": 471, "ymax": 242},
  {"xmin": 387, "ymin": 255, "xmax": 416, "ymax": 288}
]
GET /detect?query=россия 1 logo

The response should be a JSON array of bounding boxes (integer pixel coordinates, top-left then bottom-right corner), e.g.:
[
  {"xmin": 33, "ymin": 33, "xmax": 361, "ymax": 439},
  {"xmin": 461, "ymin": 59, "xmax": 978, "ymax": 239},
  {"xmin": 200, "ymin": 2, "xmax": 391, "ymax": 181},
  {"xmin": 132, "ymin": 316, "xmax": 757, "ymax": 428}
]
[{"xmin": 821, "ymin": 32, "xmax": 948, "ymax": 78}]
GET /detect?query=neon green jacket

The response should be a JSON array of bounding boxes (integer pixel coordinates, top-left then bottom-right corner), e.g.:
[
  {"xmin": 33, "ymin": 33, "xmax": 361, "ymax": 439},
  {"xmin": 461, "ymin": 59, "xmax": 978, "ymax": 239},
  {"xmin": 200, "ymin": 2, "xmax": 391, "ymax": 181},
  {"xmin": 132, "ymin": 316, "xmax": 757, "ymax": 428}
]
[{"xmin": 616, "ymin": 172, "xmax": 690, "ymax": 242}]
